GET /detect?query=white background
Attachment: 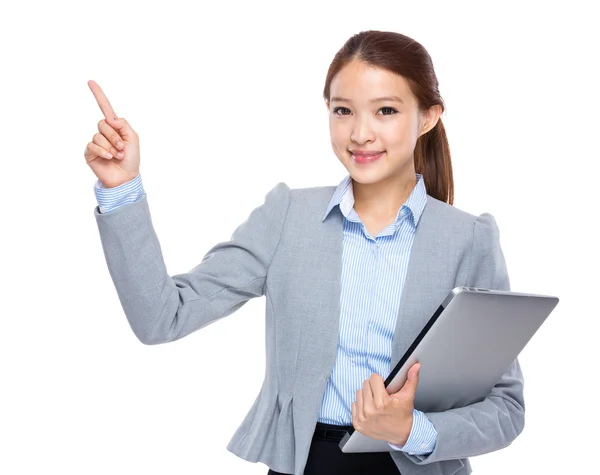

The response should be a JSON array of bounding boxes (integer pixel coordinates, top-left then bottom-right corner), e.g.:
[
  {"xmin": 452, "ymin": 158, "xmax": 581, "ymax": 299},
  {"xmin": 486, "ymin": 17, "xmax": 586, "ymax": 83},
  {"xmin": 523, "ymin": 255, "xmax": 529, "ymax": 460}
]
[{"xmin": 1, "ymin": 0, "xmax": 598, "ymax": 473}]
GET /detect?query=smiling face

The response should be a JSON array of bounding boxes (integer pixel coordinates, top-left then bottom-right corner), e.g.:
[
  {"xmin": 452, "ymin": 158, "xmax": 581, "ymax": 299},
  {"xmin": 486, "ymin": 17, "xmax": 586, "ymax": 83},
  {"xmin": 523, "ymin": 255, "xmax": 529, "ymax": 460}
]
[{"xmin": 326, "ymin": 60, "xmax": 433, "ymax": 186}]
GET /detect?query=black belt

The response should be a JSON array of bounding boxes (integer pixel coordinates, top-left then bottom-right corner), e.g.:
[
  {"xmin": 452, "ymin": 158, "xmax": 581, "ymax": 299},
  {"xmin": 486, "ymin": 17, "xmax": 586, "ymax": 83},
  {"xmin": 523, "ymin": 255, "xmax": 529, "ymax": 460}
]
[{"xmin": 313, "ymin": 422, "xmax": 354, "ymax": 442}]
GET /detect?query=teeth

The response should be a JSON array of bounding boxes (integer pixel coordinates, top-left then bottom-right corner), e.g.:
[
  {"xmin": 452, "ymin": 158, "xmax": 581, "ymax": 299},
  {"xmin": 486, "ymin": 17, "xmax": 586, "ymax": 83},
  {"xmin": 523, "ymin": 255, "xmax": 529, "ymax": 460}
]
[{"xmin": 352, "ymin": 153, "xmax": 381, "ymax": 159}]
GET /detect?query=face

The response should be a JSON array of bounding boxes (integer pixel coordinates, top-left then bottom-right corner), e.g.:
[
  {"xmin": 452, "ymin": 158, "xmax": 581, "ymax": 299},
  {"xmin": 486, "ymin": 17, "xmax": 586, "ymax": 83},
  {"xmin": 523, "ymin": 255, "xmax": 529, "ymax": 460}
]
[{"xmin": 326, "ymin": 60, "xmax": 436, "ymax": 186}]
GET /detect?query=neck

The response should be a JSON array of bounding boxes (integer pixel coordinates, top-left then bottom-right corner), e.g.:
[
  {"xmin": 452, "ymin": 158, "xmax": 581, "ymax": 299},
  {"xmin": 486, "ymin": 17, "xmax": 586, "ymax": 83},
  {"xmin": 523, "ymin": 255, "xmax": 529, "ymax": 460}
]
[{"xmin": 352, "ymin": 169, "xmax": 417, "ymax": 218}]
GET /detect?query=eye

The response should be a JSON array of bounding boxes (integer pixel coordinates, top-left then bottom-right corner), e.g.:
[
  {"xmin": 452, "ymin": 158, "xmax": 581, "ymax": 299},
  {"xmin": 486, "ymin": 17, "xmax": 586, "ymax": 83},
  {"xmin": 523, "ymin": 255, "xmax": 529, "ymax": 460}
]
[
  {"xmin": 333, "ymin": 107, "xmax": 351, "ymax": 116},
  {"xmin": 332, "ymin": 106, "xmax": 398, "ymax": 116},
  {"xmin": 378, "ymin": 107, "xmax": 398, "ymax": 116}
]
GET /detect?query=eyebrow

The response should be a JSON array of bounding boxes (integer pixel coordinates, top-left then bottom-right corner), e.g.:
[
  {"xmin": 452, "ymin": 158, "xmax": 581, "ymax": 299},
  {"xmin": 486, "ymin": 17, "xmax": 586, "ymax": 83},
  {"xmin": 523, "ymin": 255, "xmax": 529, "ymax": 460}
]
[{"xmin": 330, "ymin": 95, "xmax": 404, "ymax": 104}]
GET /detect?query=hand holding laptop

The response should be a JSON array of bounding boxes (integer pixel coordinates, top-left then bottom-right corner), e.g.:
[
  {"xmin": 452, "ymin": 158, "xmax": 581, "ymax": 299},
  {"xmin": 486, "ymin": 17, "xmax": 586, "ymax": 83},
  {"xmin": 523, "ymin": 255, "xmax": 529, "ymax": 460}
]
[
  {"xmin": 351, "ymin": 362, "xmax": 422, "ymax": 446},
  {"xmin": 340, "ymin": 287, "xmax": 560, "ymax": 453}
]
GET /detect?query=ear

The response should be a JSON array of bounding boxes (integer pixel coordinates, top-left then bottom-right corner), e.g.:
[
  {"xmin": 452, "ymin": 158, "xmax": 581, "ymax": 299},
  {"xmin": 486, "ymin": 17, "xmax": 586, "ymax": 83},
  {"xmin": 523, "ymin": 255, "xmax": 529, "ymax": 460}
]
[
  {"xmin": 419, "ymin": 104, "xmax": 442, "ymax": 137},
  {"xmin": 325, "ymin": 99, "xmax": 331, "ymax": 112}
]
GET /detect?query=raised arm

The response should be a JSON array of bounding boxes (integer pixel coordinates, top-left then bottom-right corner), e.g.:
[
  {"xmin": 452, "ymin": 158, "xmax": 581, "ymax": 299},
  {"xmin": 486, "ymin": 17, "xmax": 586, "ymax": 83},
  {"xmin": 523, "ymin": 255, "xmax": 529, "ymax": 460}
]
[{"xmin": 94, "ymin": 182, "xmax": 291, "ymax": 344}]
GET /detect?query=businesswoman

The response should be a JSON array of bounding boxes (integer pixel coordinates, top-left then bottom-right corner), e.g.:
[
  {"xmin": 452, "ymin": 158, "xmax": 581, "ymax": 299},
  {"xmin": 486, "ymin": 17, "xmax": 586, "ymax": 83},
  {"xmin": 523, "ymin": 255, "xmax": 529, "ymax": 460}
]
[{"xmin": 86, "ymin": 30, "xmax": 524, "ymax": 475}]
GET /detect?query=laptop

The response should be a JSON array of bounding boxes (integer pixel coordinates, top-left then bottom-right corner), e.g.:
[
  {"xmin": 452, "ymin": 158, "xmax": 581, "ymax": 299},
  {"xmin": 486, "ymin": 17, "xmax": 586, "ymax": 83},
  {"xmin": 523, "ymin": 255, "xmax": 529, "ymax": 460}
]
[{"xmin": 339, "ymin": 286, "xmax": 559, "ymax": 453}]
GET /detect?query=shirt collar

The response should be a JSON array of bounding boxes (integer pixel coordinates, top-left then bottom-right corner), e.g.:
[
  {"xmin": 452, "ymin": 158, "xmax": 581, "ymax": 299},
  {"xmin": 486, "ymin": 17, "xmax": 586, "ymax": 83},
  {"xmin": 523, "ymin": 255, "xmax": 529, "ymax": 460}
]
[{"xmin": 322, "ymin": 173, "xmax": 428, "ymax": 228}]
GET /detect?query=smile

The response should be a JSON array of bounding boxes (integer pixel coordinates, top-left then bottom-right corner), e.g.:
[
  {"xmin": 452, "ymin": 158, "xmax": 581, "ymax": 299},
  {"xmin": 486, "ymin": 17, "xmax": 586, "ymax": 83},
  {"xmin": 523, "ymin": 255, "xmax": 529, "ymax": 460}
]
[{"xmin": 350, "ymin": 151, "xmax": 384, "ymax": 164}]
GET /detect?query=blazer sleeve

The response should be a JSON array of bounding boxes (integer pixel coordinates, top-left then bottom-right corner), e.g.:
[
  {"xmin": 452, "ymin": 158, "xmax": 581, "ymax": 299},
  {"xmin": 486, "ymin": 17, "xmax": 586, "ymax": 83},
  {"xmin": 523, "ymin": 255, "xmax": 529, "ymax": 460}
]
[
  {"xmin": 403, "ymin": 212, "xmax": 525, "ymax": 464},
  {"xmin": 94, "ymin": 182, "xmax": 291, "ymax": 345}
]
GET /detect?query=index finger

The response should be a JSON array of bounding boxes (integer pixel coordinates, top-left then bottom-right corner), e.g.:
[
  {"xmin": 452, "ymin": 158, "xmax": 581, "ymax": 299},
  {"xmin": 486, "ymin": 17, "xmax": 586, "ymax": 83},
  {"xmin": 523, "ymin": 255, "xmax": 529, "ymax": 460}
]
[
  {"xmin": 368, "ymin": 374, "xmax": 388, "ymax": 405},
  {"xmin": 88, "ymin": 80, "xmax": 118, "ymax": 120}
]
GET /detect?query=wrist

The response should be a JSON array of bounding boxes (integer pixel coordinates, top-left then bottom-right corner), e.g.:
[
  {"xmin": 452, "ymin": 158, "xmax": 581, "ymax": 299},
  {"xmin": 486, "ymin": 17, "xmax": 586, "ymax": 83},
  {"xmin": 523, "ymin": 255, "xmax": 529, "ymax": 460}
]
[
  {"xmin": 99, "ymin": 173, "xmax": 140, "ymax": 189},
  {"xmin": 389, "ymin": 411, "xmax": 413, "ymax": 446}
]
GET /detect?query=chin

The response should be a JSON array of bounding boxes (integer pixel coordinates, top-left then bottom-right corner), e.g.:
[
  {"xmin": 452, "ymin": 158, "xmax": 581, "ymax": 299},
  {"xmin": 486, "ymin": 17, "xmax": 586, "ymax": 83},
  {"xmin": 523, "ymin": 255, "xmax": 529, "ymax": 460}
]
[{"xmin": 346, "ymin": 167, "xmax": 391, "ymax": 185}]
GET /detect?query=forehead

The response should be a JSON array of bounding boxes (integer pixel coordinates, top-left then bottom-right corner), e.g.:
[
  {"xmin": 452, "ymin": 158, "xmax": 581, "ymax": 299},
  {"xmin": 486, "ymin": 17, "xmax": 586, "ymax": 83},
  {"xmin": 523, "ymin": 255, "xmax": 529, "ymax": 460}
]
[{"xmin": 330, "ymin": 60, "xmax": 414, "ymax": 103}]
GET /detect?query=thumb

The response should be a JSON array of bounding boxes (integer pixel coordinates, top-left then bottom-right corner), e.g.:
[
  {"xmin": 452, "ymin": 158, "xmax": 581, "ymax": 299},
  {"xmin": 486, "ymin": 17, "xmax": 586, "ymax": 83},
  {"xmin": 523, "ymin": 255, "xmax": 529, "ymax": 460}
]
[
  {"xmin": 401, "ymin": 363, "xmax": 421, "ymax": 396},
  {"xmin": 390, "ymin": 363, "xmax": 421, "ymax": 401},
  {"xmin": 106, "ymin": 116, "xmax": 136, "ymax": 141}
]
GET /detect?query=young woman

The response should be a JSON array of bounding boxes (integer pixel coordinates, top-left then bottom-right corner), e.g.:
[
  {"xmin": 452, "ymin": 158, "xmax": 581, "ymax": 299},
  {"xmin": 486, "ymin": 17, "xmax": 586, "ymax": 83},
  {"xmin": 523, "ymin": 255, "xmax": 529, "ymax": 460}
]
[{"xmin": 85, "ymin": 30, "xmax": 524, "ymax": 475}]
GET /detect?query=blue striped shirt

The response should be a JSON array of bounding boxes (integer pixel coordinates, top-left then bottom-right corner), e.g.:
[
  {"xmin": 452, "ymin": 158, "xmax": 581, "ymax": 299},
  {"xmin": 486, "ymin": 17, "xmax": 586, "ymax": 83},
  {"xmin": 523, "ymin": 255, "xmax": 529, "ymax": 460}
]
[
  {"xmin": 319, "ymin": 174, "xmax": 436, "ymax": 454},
  {"xmin": 94, "ymin": 174, "xmax": 436, "ymax": 455}
]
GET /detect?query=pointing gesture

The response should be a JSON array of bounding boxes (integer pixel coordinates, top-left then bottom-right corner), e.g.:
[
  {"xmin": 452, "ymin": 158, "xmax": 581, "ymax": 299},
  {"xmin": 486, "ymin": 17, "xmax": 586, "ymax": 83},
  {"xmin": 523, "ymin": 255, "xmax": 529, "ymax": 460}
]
[
  {"xmin": 89, "ymin": 79, "xmax": 118, "ymax": 121},
  {"xmin": 84, "ymin": 80, "xmax": 141, "ymax": 188}
]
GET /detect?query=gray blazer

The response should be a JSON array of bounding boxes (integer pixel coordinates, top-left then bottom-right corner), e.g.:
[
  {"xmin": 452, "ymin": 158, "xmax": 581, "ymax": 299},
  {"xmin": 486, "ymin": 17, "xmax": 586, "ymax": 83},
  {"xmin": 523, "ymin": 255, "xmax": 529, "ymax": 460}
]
[{"xmin": 94, "ymin": 182, "xmax": 524, "ymax": 475}]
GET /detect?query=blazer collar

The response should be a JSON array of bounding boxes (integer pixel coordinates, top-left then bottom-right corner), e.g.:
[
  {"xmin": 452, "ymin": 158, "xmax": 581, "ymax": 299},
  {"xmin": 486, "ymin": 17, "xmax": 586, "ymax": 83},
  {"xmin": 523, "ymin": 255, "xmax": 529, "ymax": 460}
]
[{"xmin": 322, "ymin": 173, "xmax": 428, "ymax": 228}]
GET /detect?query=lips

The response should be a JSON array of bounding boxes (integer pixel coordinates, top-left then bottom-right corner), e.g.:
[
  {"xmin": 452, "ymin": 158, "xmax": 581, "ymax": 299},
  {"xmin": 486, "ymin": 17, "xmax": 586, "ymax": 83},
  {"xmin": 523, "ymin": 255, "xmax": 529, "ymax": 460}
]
[{"xmin": 350, "ymin": 150, "xmax": 384, "ymax": 164}]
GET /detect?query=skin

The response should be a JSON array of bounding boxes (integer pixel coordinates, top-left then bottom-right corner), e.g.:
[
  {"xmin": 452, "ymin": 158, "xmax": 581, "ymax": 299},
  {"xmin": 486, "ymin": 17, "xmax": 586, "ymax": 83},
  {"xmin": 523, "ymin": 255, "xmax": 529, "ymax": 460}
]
[
  {"xmin": 326, "ymin": 59, "xmax": 442, "ymax": 237},
  {"xmin": 86, "ymin": 66, "xmax": 440, "ymax": 445},
  {"xmin": 352, "ymin": 365, "xmax": 421, "ymax": 446},
  {"xmin": 84, "ymin": 80, "xmax": 141, "ymax": 188},
  {"xmin": 326, "ymin": 60, "xmax": 442, "ymax": 445}
]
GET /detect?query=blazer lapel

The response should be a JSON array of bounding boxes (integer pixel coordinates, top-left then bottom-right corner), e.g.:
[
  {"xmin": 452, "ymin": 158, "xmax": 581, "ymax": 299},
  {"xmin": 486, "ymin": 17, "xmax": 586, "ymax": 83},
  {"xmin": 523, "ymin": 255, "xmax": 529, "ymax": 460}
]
[
  {"xmin": 390, "ymin": 196, "xmax": 439, "ymax": 368},
  {"xmin": 293, "ymin": 205, "xmax": 344, "ymax": 391},
  {"xmin": 293, "ymin": 194, "xmax": 444, "ymax": 387}
]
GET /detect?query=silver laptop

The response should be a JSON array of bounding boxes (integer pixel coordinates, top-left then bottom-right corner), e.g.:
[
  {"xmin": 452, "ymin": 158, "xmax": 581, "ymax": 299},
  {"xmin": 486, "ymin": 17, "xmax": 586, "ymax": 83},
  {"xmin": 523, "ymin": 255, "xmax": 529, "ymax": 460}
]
[{"xmin": 339, "ymin": 286, "xmax": 559, "ymax": 453}]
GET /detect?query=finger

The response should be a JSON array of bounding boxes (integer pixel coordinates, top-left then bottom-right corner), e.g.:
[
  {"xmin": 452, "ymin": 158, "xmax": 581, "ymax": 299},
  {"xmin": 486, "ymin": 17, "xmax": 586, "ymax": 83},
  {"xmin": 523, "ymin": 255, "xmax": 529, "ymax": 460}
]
[
  {"xmin": 98, "ymin": 119, "xmax": 125, "ymax": 150},
  {"xmin": 88, "ymin": 80, "xmax": 118, "ymax": 121},
  {"xmin": 401, "ymin": 363, "xmax": 421, "ymax": 396},
  {"xmin": 93, "ymin": 133, "xmax": 124, "ymax": 158},
  {"xmin": 369, "ymin": 373, "xmax": 388, "ymax": 409},
  {"xmin": 355, "ymin": 387, "xmax": 364, "ymax": 420},
  {"xmin": 85, "ymin": 142, "xmax": 114, "ymax": 162},
  {"xmin": 411, "ymin": 363, "xmax": 421, "ymax": 381},
  {"xmin": 109, "ymin": 117, "xmax": 137, "ymax": 142},
  {"xmin": 362, "ymin": 379, "xmax": 375, "ymax": 410}
]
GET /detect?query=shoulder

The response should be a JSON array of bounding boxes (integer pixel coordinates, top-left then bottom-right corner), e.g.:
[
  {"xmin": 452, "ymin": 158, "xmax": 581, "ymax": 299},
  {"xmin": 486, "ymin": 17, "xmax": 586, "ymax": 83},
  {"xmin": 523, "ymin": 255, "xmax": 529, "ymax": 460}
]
[
  {"xmin": 289, "ymin": 184, "xmax": 337, "ymax": 200},
  {"xmin": 425, "ymin": 194, "xmax": 501, "ymax": 239},
  {"xmin": 426, "ymin": 195, "xmax": 509, "ymax": 289},
  {"xmin": 263, "ymin": 182, "xmax": 336, "ymax": 214},
  {"xmin": 425, "ymin": 194, "xmax": 476, "ymax": 223},
  {"xmin": 262, "ymin": 182, "xmax": 335, "ymax": 202},
  {"xmin": 254, "ymin": 183, "xmax": 337, "ymax": 229}
]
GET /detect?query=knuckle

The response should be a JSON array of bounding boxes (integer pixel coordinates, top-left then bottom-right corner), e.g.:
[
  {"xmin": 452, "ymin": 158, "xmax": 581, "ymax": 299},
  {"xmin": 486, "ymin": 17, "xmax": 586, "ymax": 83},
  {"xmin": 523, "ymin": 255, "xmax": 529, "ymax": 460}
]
[
  {"xmin": 111, "ymin": 134, "xmax": 121, "ymax": 144},
  {"xmin": 97, "ymin": 119, "xmax": 105, "ymax": 128},
  {"xmin": 93, "ymin": 133, "xmax": 103, "ymax": 143}
]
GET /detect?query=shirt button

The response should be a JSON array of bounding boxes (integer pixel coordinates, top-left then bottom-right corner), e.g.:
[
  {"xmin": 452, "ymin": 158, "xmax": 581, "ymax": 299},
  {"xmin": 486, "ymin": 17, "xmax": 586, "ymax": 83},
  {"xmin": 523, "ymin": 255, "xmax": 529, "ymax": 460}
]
[{"xmin": 420, "ymin": 443, "xmax": 428, "ymax": 449}]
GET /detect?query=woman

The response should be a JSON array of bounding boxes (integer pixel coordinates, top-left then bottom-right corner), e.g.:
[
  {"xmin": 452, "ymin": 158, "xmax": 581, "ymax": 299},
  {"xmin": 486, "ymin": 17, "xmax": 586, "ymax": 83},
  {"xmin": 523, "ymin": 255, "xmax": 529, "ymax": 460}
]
[{"xmin": 86, "ymin": 30, "xmax": 524, "ymax": 475}]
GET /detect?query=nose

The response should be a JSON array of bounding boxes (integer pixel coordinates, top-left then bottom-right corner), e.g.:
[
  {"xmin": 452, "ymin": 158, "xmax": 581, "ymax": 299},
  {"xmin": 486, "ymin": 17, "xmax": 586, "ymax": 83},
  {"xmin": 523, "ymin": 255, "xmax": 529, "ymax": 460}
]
[{"xmin": 350, "ymin": 115, "xmax": 376, "ymax": 144}]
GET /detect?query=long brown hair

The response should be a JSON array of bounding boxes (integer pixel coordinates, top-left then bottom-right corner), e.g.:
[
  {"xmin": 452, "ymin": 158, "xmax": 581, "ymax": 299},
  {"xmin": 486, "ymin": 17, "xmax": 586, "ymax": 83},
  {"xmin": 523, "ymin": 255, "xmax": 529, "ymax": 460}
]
[{"xmin": 323, "ymin": 30, "xmax": 454, "ymax": 205}]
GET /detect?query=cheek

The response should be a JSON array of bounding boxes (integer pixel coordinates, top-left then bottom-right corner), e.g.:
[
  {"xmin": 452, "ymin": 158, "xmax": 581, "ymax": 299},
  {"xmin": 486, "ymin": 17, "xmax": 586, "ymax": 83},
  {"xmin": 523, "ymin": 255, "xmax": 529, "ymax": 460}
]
[
  {"xmin": 384, "ymin": 120, "xmax": 418, "ymax": 149},
  {"xmin": 329, "ymin": 122, "xmax": 346, "ymax": 150}
]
